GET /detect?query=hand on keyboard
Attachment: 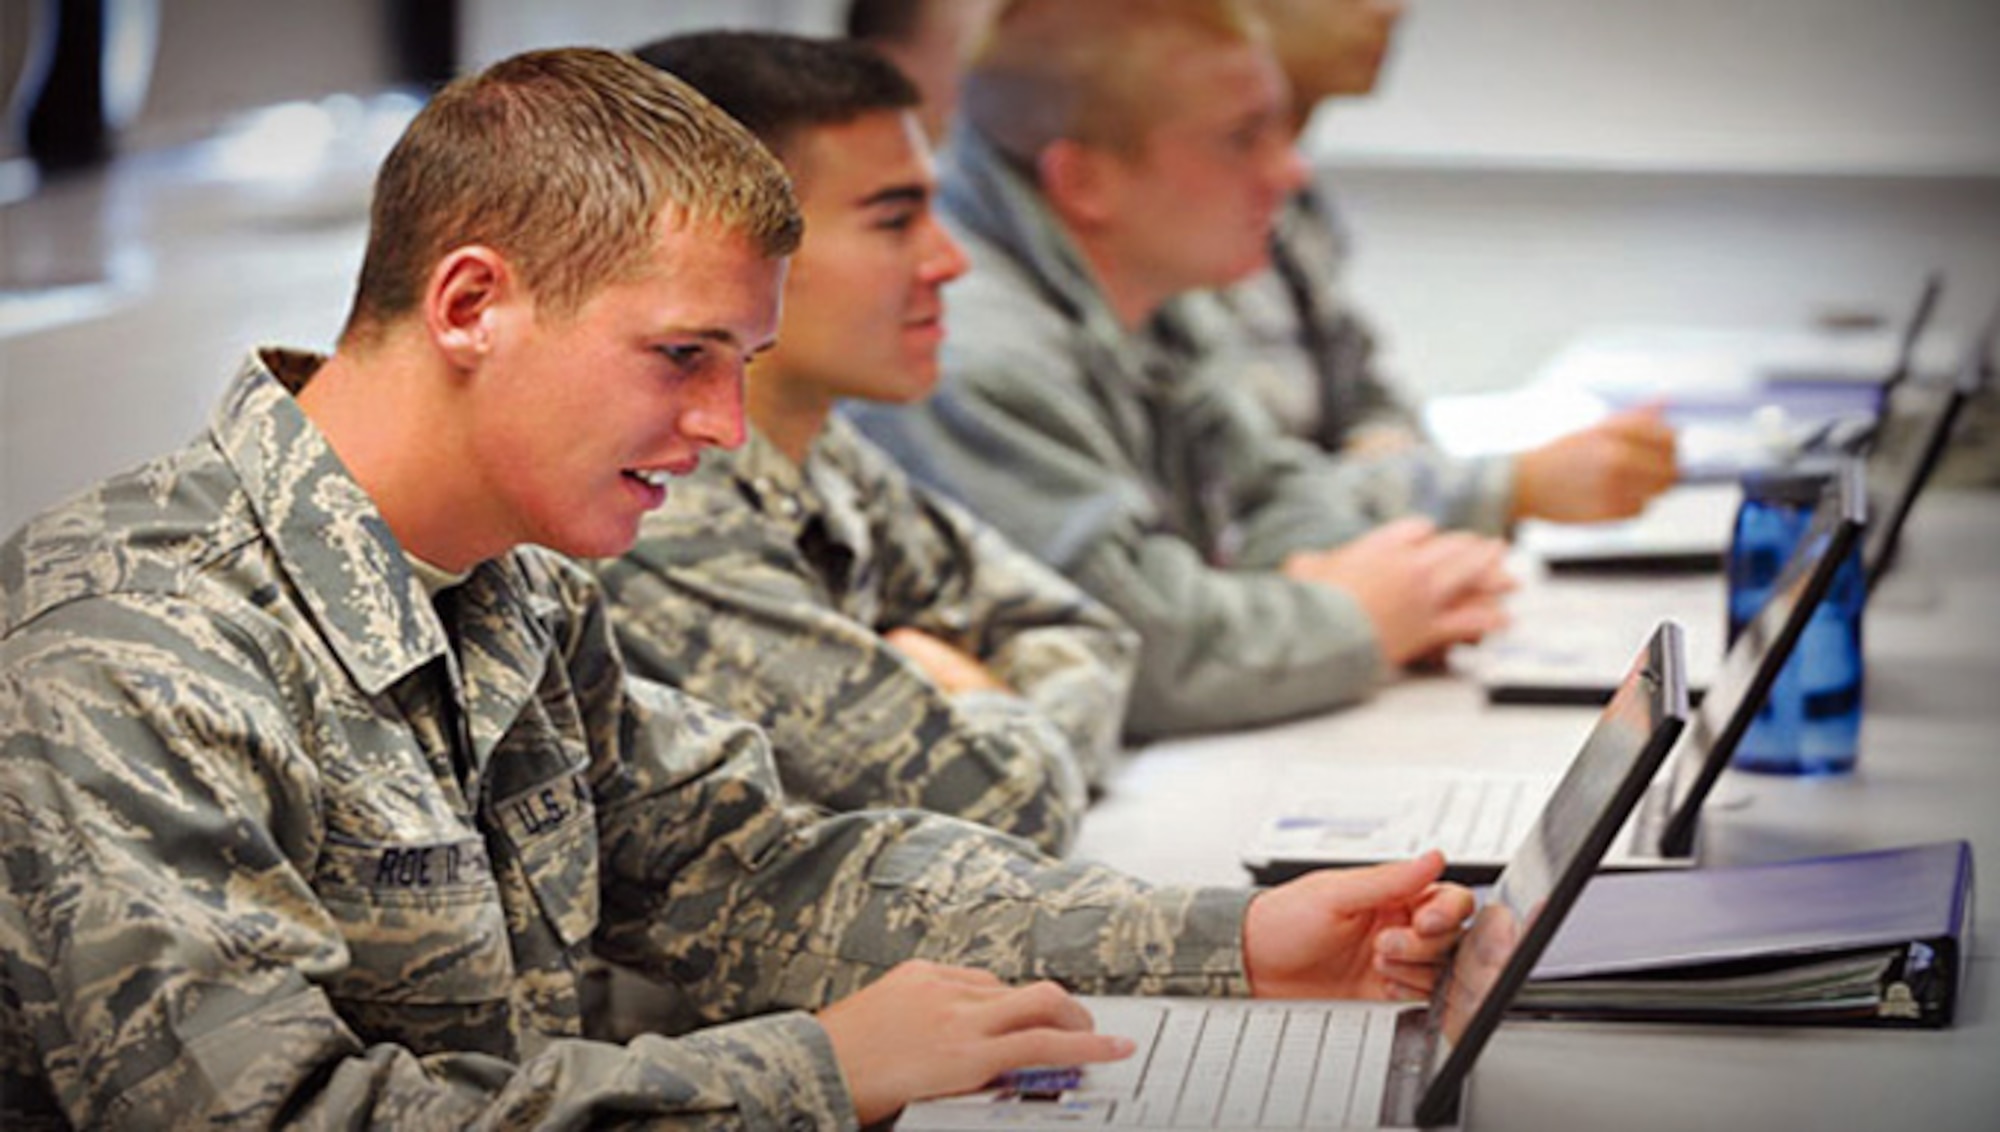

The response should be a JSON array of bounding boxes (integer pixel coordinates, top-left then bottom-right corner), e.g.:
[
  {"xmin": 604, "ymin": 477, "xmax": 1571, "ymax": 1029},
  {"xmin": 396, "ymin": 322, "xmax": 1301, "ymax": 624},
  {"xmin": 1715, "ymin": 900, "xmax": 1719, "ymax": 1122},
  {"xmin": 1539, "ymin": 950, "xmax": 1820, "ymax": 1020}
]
[{"xmin": 816, "ymin": 959, "xmax": 1135, "ymax": 1125}]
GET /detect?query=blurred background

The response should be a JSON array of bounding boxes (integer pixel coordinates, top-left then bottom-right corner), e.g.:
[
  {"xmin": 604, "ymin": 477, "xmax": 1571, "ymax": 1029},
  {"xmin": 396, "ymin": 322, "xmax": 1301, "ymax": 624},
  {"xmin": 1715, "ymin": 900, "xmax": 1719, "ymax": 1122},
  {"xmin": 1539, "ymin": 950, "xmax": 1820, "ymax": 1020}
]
[{"xmin": 4, "ymin": 0, "xmax": 1998, "ymax": 532}]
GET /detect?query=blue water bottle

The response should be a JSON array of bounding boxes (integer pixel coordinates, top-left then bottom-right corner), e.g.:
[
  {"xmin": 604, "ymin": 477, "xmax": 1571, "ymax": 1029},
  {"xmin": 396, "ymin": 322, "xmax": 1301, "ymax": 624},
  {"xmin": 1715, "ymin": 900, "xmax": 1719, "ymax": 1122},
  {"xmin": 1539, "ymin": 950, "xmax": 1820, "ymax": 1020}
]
[{"xmin": 1725, "ymin": 463, "xmax": 1866, "ymax": 774}]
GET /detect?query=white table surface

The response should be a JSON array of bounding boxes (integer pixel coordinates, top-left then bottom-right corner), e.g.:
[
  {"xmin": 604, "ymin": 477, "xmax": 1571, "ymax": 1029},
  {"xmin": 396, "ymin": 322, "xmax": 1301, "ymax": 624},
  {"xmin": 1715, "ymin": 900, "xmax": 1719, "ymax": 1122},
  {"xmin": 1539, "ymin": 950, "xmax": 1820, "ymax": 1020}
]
[{"xmin": 1072, "ymin": 490, "xmax": 2000, "ymax": 1130}]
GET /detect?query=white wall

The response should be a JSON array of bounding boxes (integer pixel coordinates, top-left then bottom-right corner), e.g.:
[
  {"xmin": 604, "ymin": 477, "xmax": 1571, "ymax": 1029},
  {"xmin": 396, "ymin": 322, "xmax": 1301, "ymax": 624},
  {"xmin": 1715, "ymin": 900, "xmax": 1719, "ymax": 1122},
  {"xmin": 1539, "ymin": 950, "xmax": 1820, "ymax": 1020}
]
[
  {"xmin": 459, "ymin": 0, "xmax": 841, "ymax": 65},
  {"xmin": 1290, "ymin": 0, "xmax": 2000, "ymax": 395},
  {"xmin": 1327, "ymin": 165, "xmax": 2000, "ymax": 397},
  {"xmin": 1306, "ymin": 0, "xmax": 2000, "ymax": 177},
  {"xmin": 469, "ymin": 0, "xmax": 2000, "ymax": 175}
]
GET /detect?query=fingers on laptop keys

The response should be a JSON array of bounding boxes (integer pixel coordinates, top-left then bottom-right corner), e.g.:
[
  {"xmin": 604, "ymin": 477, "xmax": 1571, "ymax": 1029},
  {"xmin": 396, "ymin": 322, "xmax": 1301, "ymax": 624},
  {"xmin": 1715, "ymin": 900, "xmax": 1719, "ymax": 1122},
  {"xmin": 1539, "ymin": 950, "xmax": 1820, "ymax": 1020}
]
[
  {"xmin": 991, "ymin": 1065, "xmax": 1087, "ymax": 1100},
  {"xmin": 816, "ymin": 961, "xmax": 1133, "ymax": 1121}
]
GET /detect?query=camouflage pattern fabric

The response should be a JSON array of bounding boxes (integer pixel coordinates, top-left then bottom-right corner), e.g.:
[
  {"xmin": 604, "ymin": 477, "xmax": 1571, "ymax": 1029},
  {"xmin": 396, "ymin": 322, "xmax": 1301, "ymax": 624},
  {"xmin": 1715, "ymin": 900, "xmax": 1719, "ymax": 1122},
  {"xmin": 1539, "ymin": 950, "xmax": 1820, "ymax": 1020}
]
[
  {"xmin": 0, "ymin": 351, "xmax": 1251, "ymax": 1130},
  {"xmin": 1195, "ymin": 186, "xmax": 1418, "ymax": 450},
  {"xmin": 593, "ymin": 417, "xmax": 1137, "ymax": 856},
  {"xmin": 847, "ymin": 123, "xmax": 1403, "ymax": 739}
]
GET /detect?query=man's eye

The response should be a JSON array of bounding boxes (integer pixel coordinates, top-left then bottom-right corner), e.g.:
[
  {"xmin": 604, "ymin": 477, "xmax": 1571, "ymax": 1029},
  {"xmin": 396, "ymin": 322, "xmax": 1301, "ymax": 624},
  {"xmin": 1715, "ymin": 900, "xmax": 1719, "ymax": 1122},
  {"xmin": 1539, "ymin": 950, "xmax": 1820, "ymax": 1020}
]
[{"xmin": 660, "ymin": 345, "xmax": 706, "ymax": 367}]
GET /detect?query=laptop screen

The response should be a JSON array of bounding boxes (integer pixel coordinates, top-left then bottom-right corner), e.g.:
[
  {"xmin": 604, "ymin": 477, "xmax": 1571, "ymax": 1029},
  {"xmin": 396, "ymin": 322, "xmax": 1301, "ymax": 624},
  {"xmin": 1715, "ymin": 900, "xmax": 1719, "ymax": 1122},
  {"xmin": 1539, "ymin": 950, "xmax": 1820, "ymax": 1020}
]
[
  {"xmin": 1415, "ymin": 622, "xmax": 1690, "ymax": 1126},
  {"xmin": 1655, "ymin": 460, "xmax": 1867, "ymax": 858},
  {"xmin": 1863, "ymin": 300, "xmax": 1998, "ymax": 594},
  {"xmin": 1879, "ymin": 271, "xmax": 1944, "ymax": 398}
]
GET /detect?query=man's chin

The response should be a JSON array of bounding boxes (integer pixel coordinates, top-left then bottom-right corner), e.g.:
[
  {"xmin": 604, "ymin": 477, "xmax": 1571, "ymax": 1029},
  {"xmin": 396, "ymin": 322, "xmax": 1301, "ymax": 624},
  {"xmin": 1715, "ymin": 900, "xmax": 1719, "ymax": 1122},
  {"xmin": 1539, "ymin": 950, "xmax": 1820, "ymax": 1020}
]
[
  {"xmin": 549, "ymin": 515, "xmax": 649, "ymax": 561},
  {"xmin": 883, "ymin": 361, "xmax": 942, "ymax": 403},
  {"xmin": 1214, "ymin": 250, "xmax": 1275, "ymax": 289}
]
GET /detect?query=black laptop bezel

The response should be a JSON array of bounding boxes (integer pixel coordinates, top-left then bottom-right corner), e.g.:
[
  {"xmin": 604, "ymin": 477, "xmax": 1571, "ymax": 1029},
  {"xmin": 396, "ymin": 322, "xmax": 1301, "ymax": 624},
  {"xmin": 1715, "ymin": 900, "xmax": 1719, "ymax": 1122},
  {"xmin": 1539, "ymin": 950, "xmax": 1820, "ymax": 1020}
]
[
  {"xmin": 1862, "ymin": 300, "xmax": 1998, "ymax": 595},
  {"xmin": 1415, "ymin": 622, "xmax": 1691, "ymax": 1127}
]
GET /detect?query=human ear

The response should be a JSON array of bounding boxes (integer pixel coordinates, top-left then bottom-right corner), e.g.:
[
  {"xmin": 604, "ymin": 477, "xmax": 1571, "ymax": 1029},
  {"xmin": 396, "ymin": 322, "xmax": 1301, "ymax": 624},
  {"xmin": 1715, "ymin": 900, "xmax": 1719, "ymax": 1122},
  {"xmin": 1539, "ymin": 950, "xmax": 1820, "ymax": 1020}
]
[
  {"xmin": 424, "ymin": 246, "xmax": 509, "ymax": 369},
  {"xmin": 1038, "ymin": 138, "xmax": 1120, "ymax": 229}
]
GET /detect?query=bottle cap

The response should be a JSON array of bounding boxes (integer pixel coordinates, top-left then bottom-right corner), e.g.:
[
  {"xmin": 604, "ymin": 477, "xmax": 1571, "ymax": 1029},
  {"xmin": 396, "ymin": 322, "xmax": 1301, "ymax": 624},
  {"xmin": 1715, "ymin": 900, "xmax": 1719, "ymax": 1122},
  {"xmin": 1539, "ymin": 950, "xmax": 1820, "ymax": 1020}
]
[{"xmin": 1739, "ymin": 457, "xmax": 1844, "ymax": 506}]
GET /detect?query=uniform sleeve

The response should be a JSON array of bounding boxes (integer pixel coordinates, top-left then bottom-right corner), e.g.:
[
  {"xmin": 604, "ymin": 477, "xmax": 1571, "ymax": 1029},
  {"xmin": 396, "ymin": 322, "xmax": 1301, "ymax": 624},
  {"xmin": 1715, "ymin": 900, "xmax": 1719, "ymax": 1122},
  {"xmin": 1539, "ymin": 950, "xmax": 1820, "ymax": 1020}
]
[
  {"xmin": 1312, "ymin": 445, "xmax": 1518, "ymax": 540},
  {"xmin": 1183, "ymin": 364, "xmax": 1390, "ymax": 567},
  {"xmin": 0, "ymin": 595, "xmax": 858, "ymax": 1131},
  {"xmin": 1176, "ymin": 299, "xmax": 1514, "ymax": 549},
  {"xmin": 598, "ymin": 493, "xmax": 1092, "ymax": 856},
  {"xmin": 847, "ymin": 344, "xmax": 1387, "ymax": 741},
  {"xmin": 560, "ymin": 576, "xmax": 1254, "ymax": 1025},
  {"xmin": 841, "ymin": 428, "xmax": 1139, "ymax": 798}
]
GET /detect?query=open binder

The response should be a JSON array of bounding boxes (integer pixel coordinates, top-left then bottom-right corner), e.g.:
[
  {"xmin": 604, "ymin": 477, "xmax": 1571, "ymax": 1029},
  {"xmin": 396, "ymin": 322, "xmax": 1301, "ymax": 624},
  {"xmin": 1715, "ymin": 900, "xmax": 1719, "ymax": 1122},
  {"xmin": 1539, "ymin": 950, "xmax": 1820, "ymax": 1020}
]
[{"xmin": 1516, "ymin": 841, "xmax": 1972, "ymax": 1028}]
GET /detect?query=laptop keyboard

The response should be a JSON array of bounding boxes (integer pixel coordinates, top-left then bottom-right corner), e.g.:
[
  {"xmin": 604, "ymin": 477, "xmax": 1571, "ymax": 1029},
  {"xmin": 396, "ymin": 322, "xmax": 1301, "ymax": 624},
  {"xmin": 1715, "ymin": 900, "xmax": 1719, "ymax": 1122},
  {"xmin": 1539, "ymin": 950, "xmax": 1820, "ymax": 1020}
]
[
  {"xmin": 901, "ymin": 1000, "xmax": 1425, "ymax": 1128},
  {"xmin": 1434, "ymin": 776, "xmax": 1663, "ymax": 863},
  {"xmin": 1254, "ymin": 770, "xmax": 1669, "ymax": 870},
  {"xmin": 1078, "ymin": 1003, "xmax": 1409, "ymax": 1128},
  {"xmin": 1478, "ymin": 581, "xmax": 1724, "ymax": 696},
  {"xmin": 1102, "ymin": 1006, "xmax": 1387, "ymax": 1127},
  {"xmin": 1425, "ymin": 778, "xmax": 1535, "ymax": 860}
]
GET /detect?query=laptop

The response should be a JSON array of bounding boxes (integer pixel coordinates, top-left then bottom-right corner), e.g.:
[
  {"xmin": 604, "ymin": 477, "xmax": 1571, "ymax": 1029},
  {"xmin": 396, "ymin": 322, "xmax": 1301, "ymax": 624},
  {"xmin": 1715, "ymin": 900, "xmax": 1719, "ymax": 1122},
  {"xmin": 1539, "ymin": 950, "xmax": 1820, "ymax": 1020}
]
[
  {"xmin": 1514, "ymin": 481, "xmax": 1742, "ymax": 575},
  {"xmin": 1521, "ymin": 276, "xmax": 1942, "ymax": 575},
  {"xmin": 1487, "ymin": 293, "xmax": 1992, "ymax": 703},
  {"xmin": 1484, "ymin": 368, "xmax": 1936, "ymax": 706},
  {"xmin": 899, "ymin": 624, "xmax": 1688, "ymax": 1131},
  {"xmin": 1862, "ymin": 298, "xmax": 1997, "ymax": 595},
  {"xmin": 1245, "ymin": 462, "xmax": 1866, "ymax": 887},
  {"xmin": 1475, "ymin": 571, "xmax": 1725, "ymax": 707}
]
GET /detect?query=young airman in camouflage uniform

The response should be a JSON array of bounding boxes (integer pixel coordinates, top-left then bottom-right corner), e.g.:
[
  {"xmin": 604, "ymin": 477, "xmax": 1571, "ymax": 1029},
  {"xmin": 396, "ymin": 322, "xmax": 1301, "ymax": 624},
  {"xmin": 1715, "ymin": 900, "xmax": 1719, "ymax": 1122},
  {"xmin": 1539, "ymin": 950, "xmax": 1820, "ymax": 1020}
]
[
  {"xmin": 846, "ymin": 0, "xmax": 1521, "ymax": 742},
  {"xmin": 1191, "ymin": 0, "xmax": 1678, "ymax": 524},
  {"xmin": 595, "ymin": 34, "xmax": 1135, "ymax": 859},
  {"xmin": 0, "ymin": 46, "xmax": 1472, "ymax": 1130}
]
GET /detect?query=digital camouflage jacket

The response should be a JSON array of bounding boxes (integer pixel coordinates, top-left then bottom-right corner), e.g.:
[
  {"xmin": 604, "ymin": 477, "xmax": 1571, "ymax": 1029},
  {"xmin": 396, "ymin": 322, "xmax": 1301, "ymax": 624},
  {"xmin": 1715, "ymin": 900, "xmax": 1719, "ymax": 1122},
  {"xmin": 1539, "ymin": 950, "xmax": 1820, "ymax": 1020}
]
[
  {"xmin": 0, "ymin": 351, "xmax": 1251, "ymax": 1130},
  {"xmin": 594, "ymin": 417, "xmax": 1137, "ymax": 856}
]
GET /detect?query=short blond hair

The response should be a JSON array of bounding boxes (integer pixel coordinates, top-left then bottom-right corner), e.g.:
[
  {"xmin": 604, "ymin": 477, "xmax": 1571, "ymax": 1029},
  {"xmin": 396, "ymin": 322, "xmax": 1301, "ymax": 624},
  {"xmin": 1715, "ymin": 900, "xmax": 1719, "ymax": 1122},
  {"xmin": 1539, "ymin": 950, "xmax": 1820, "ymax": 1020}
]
[
  {"xmin": 1254, "ymin": 0, "xmax": 1387, "ymax": 106},
  {"xmin": 342, "ymin": 47, "xmax": 801, "ymax": 341},
  {"xmin": 963, "ymin": 0, "xmax": 1263, "ymax": 162}
]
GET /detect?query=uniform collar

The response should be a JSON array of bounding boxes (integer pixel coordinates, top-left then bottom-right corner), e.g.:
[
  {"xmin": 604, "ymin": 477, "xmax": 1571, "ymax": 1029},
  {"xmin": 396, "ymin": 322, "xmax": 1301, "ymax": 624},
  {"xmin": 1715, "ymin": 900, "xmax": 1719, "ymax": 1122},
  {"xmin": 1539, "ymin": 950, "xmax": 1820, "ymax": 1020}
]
[
  {"xmin": 941, "ymin": 123, "xmax": 1132, "ymax": 359},
  {"xmin": 731, "ymin": 424, "xmax": 813, "ymax": 520},
  {"xmin": 729, "ymin": 420, "xmax": 869, "ymax": 597},
  {"xmin": 212, "ymin": 349, "xmax": 453, "ymax": 696}
]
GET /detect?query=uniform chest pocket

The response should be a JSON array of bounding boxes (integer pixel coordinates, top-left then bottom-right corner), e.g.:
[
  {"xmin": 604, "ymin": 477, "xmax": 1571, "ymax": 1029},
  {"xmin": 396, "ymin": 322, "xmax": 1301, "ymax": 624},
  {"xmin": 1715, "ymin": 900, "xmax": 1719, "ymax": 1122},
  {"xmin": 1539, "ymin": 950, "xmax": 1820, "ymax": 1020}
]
[
  {"xmin": 494, "ymin": 770, "xmax": 602, "ymax": 950},
  {"xmin": 314, "ymin": 836, "xmax": 513, "ymax": 1005}
]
